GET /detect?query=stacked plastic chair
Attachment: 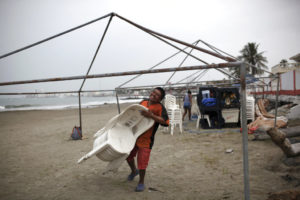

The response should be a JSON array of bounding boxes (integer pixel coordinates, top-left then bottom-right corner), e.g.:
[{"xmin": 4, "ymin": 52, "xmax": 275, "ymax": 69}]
[
  {"xmin": 164, "ymin": 94, "xmax": 183, "ymax": 135},
  {"xmin": 77, "ymin": 104, "xmax": 154, "ymax": 173},
  {"xmin": 246, "ymin": 95, "xmax": 255, "ymax": 122},
  {"xmin": 240, "ymin": 95, "xmax": 255, "ymax": 124}
]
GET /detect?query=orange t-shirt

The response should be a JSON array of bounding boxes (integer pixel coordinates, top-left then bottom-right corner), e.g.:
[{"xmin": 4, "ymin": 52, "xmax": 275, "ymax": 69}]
[{"xmin": 136, "ymin": 100, "xmax": 169, "ymax": 149}]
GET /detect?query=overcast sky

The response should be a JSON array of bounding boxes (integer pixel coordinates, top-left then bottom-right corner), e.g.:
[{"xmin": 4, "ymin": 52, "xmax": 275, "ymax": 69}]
[{"xmin": 0, "ymin": 0, "xmax": 299, "ymax": 93}]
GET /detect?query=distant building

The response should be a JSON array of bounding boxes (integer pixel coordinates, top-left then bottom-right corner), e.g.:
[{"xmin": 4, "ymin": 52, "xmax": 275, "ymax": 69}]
[
  {"xmin": 271, "ymin": 53, "xmax": 300, "ymax": 74},
  {"xmin": 251, "ymin": 53, "xmax": 300, "ymax": 99}
]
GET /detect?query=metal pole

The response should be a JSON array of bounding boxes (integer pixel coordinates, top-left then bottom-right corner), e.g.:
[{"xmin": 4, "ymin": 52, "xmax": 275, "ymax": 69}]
[
  {"xmin": 274, "ymin": 74, "xmax": 280, "ymax": 128},
  {"xmin": 119, "ymin": 79, "xmax": 239, "ymax": 91},
  {"xmin": 0, "ymin": 13, "xmax": 113, "ymax": 60},
  {"xmin": 78, "ymin": 91, "xmax": 82, "ymax": 134},
  {"xmin": 79, "ymin": 15, "xmax": 113, "ymax": 91},
  {"xmin": 0, "ymin": 79, "xmax": 243, "ymax": 96},
  {"xmin": 115, "ymin": 90, "xmax": 121, "ymax": 114},
  {"xmin": 240, "ymin": 63, "xmax": 250, "ymax": 200},
  {"xmin": 176, "ymin": 70, "xmax": 202, "ymax": 84},
  {"xmin": 165, "ymin": 41, "xmax": 200, "ymax": 84},
  {"xmin": 190, "ymin": 69, "xmax": 209, "ymax": 83},
  {"xmin": 143, "ymin": 29, "xmax": 238, "ymax": 80},
  {"xmin": 254, "ymin": 86, "xmax": 257, "ymax": 105},
  {"xmin": 0, "ymin": 62, "xmax": 241, "ymax": 86},
  {"xmin": 115, "ymin": 14, "xmax": 236, "ymax": 62},
  {"xmin": 0, "ymin": 89, "xmax": 116, "ymax": 95},
  {"xmin": 199, "ymin": 39, "xmax": 237, "ymax": 60},
  {"xmin": 118, "ymin": 40, "xmax": 200, "ymax": 88}
]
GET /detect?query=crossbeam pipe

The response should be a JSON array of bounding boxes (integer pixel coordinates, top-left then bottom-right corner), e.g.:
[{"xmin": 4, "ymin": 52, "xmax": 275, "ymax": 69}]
[
  {"xmin": 0, "ymin": 89, "xmax": 116, "ymax": 95},
  {"xmin": 128, "ymin": 22, "xmax": 238, "ymax": 80},
  {"xmin": 79, "ymin": 15, "xmax": 114, "ymax": 91},
  {"xmin": 0, "ymin": 13, "xmax": 113, "ymax": 60},
  {"xmin": 0, "ymin": 62, "xmax": 242, "ymax": 86},
  {"xmin": 165, "ymin": 41, "xmax": 200, "ymax": 85},
  {"xmin": 117, "ymin": 40, "xmax": 200, "ymax": 88},
  {"xmin": 115, "ymin": 14, "xmax": 236, "ymax": 62}
]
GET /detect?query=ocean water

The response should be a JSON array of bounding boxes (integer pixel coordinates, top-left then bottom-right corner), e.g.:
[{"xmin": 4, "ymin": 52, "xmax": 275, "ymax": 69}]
[{"xmin": 0, "ymin": 96, "xmax": 142, "ymax": 112}]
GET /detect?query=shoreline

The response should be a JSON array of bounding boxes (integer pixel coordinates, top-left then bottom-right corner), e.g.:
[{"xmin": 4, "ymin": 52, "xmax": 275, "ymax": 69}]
[{"xmin": 0, "ymin": 100, "xmax": 141, "ymax": 113}]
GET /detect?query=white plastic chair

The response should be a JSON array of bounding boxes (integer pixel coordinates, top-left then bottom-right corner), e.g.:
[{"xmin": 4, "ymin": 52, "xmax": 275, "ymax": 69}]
[
  {"xmin": 165, "ymin": 94, "xmax": 179, "ymax": 109},
  {"xmin": 164, "ymin": 94, "xmax": 182, "ymax": 135},
  {"xmin": 246, "ymin": 96, "xmax": 255, "ymax": 122},
  {"xmin": 240, "ymin": 95, "xmax": 255, "ymax": 124},
  {"xmin": 77, "ymin": 104, "xmax": 154, "ymax": 173},
  {"xmin": 169, "ymin": 108, "xmax": 183, "ymax": 135},
  {"xmin": 196, "ymin": 108, "xmax": 211, "ymax": 129}
]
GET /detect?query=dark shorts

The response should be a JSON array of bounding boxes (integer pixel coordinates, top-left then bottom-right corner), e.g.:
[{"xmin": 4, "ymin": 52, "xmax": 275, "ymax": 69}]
[
  {"xmin": 183, "ymin": 102, "xmax": 191, "ymax": 109},
  {"xmin": 126, "ymin": 146, "xmax": 151, "ymax": 170}
]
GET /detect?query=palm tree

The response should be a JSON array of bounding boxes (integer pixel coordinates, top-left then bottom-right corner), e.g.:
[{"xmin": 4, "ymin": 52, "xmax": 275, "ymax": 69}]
[{"xmin": 230, "ymin": 42, "xmax": 268, "ymax": 77}]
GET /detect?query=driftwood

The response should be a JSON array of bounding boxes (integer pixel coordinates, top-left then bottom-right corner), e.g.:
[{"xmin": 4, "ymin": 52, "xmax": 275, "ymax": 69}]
[
  {"xmin": 266, "ymin": 127, "xmax": 300, "ymax": 157},
  {"xmin": 254, "ymin": 126, "xmax": 300, "ymax": 140}
]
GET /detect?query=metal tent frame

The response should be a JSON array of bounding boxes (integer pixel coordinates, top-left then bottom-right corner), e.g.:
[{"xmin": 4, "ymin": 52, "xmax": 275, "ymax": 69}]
[{"xmin": 0, "ymin": 12, "xmax": 281, "ymax": 200}]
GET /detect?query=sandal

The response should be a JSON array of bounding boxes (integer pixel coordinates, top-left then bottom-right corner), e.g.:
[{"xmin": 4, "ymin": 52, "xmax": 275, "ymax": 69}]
[
  {"xmin": 127, "ymin": 169, "xmax": 139, "ymax": 181},
  {"xmin": 135, "ymin": 183, "xmax": 145, "ymax": 192}
]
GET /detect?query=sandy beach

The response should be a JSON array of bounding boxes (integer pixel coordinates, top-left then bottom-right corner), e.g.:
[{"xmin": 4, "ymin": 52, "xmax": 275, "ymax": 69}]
[{"xmin": 0, "ymin": 103, "xmax": 299, "ymax": 200}]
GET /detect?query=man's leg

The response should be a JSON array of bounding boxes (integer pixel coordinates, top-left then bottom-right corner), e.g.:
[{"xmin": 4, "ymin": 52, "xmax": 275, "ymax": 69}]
[
  {"xmin": 127, "ymin": 159, "xmax": 137, "ymax": 174},
  {"xmin": 126, "ymin": 146, "xmax": 139, "ymax": 180},
  {"xmin": 138, "ymin": 169, "xmax": 146, "ymax": 184},
  {"xmin": 135, "ymin": 148, "xmax": 151, "ymax": 192}
]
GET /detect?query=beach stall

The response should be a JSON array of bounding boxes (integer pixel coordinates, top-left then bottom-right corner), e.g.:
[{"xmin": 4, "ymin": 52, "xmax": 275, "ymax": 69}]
[{"xmin": 197, "ymin": 86, "xmax": 240, "ymax": 129}]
